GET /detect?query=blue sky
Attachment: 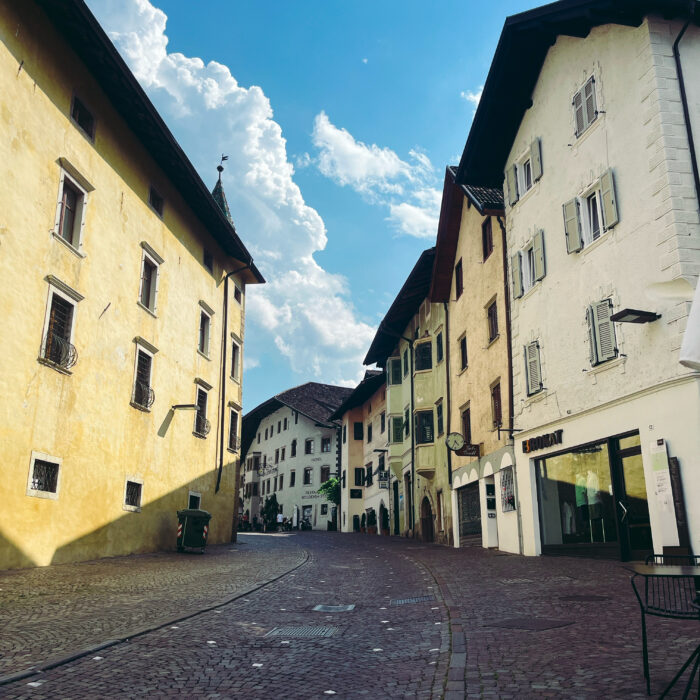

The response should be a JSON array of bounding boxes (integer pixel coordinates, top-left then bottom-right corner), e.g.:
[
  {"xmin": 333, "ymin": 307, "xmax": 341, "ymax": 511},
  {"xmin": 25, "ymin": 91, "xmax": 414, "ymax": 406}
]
[{"xmin": 88, "ymin": 0, "xmax": 534, "ymax": 410}]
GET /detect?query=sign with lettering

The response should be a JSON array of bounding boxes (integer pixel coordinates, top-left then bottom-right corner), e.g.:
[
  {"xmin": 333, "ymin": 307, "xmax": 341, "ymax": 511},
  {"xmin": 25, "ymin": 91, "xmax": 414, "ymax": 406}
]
[
  {"xmin": 456, "ymin": 444, "xmax": 480, "ymax": 457},
  {"xmin": 350, "ymin": 489, "xmax": 362, "ymax": 499},
  {"xmin": 522, "ymin": 429, "xmax": 563, "ymax": 453}
]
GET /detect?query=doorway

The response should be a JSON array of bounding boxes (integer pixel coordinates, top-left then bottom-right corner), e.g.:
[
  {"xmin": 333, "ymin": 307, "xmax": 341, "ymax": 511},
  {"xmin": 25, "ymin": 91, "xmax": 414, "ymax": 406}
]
[
  {"xmin": 392, "ymin": 481, "xmax": 400, "ymax": 535},
  {"xmin": 420, "ymin": 497, "xmax": 434, "ymax": 542},
  {"xmin": 457, "ymin": 482, "xmax": 482, "ymax": 544}
]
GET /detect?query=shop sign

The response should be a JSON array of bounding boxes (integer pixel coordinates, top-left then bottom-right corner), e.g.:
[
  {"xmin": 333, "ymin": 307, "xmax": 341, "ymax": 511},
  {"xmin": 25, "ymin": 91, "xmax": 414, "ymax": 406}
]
[
  {"xmin": 350, "ymin": 489, "xmax": 362, "ymax": 499},
  {"xmin": 522, "ymin": 429, "xmax": 563, "ymax": 453},
  {"xmin": 456, "ymin": 443, "xmax": 480, "ymax": 457}
]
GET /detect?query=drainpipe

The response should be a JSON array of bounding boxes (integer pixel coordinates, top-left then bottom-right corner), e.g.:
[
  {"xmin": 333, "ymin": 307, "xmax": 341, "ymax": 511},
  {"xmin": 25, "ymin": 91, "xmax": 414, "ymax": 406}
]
[
  {"xmin": 443, "ymin": 302, "xmax": 453, "ymax": 488},
  {"xmin": 673, "ymin": 12, "xmax": 700, "ymax": 212},
  {"xmin": 496, "ymin": 215, "xmax": 523, "ymax": 555}
]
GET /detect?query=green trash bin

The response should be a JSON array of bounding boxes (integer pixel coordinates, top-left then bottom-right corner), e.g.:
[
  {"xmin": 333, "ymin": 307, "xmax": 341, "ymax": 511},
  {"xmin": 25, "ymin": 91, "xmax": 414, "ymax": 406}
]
[{"xmin": 176, "ymin": 509, "xmax": 212, "ymax": 552}]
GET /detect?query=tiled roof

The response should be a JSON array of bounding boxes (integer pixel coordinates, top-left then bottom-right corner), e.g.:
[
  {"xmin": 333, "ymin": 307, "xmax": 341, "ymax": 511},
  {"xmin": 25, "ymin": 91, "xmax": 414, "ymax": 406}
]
[{"xmin": 212, "ymin": 177, "xmax": 233, "ymax": 226}]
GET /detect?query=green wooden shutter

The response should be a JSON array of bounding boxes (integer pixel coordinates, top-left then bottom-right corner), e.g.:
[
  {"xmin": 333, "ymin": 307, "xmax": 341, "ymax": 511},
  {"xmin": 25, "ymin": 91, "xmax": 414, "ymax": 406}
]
[
  {"xmin": 505, "ymin": 165, "xmax": 518, "ymax": 206},
  {"xmin": 525, "ymin": 341, "xmax": 542, "ymax": 395},
  {"xmin": 586, "ymin": 306, "xmax": 597, "ymax": 364},
  {"xmin": 599, "ymin": 169, "xmax": 619, "ymax": 230},
  {"xmin": 530, "ymin": 138, "xmax": 543, "ymax": 182},
  {"xmin": 511, "ymin": 252, "xmax": 523, "ymax": 299},
  {"xmin": 563, "ymin": 199, "xmax": 582, "ymax": 253},
  {"xmin": 533, "ymin": 229, "xmax": 546, "ymax": 281},
  {"xmin": 593, "ymin": 299, "xmax": 617, "ymax": 362}
]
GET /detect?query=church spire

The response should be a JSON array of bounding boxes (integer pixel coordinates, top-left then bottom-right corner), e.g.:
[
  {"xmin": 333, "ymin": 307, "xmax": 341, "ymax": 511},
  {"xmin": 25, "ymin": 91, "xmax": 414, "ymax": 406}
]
[{"xmin": 212, "ymin": 154, "xmax": 233, "ymax": 225}]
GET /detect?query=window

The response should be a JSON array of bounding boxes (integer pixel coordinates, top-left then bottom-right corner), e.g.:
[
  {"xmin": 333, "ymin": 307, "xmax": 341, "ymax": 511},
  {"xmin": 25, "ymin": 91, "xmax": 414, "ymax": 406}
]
[
  {"xmin": 404, "ymin": 408, "xmax": 410, "ymax": 438},
  {"xmin": 290, "ymin": 471, "xmax": 296, "ymax": 487},
  {"xmin": 322, "ymin": 437, "xmax": 331, "ymax": 452},
  {"xmin": 198, "ymin": 310, "xmax": 211, "ymax": 356},
  {"xmin": 321, "ymin": 504, "xmax": 328, "ymax": 515},
  {"xmin": 132, "ymin": 344, "xmax": 155, "ymax": 410},
  {"xmin": 41, "ymin": 285, "xmax": 78, "ymax": 370},
  {"xmin": 203, "ymin": 249, "xmax": 213, "ymax": 274},
  {"xmin": 343, "ymin": 424, "xmax": 347, "ymax": 443},
  {"xmin": 563, "ymin": 170, "xmax": 618, "ymax": 253},
  {"xmin": 436, "ymin": 401, "xmax": 444, "ymax": 436},
  {"xmin": 124, "ymin": 479, "xmax": 143, "ymax": 512},
  {"xmin": 487, "ymin": 300, "xmax": 499, "ymax": 342},
  {"xmin": 54, "ymin": 176, "xmax": 87, "ymax": 250},
  {"xmin": 380, "ymin": 412, "xmax": 385, "ymax": 434},
  {"xmin": 403, "ymin": 349, "xmax": 409, "ymax": 376},
  {"xmin": 415, "ymin": 410, "xmax": 434, "ymax": 444},
  {"xmin": 365, "ymin": 463, "xmax": 373, "ymax": 487},
  {"xmin": 366, "ymin": 423, "xmax": 372, "ymax": 443},
  {"xmin": 27, "ymin": 453, "xmax": 61, "ymax": 499},
  {"xmin": 353, "ymin": 422, "xmax": 363, "ymax": 440},
  {"xmin": 415, "ymin": 341, "xmax": 432, "ymax": 371},
  {"xmin": 455, "ymin": 259, "xmax": 463, "ymax": 299},
  {"xmin": 303, "ymin": 467, "xmax": 312, "ymax": 485},
  {"xmin": 305, "ymin": 439, "xmax": 314, "ymax": 454},
  {"xmin": 587, "ymin": 299, "xmax": 618, "ymax": 365},
  {"xmin": 70, "ymin": 95, "xmax": 95, "ymax": 139},
  {"xmin": 505, "ymin": 139, "xmax": 542, "ymax": 207},
  {"xmin": 518, "ymin": 158, "xmax": 533, "ymax": 195},
  {"xmin": 234, "ymin": 285, "xmax": 242, "ymax": 303},
  {"xmin": 273, "ymin": 477, "xmax": 277, "ymax": 492},
  {"xmin": 230, "ymin": 339, "xmax": 241, "ymax": 381},
  {"xmin": 138, "ymin": 244, "xmax": 163, "ymax": 313},
  {"xmin": 436, "ymin": 332, "xmax": 443, "ymax": 363},
  {"xmin": 573, "ymin": 76, "xmax": 597, "ymax": 137},
  {"xmin": 387, "ymin": 357, "xmax": 402, "ymax": 385},
  {"xmin": 391, "ymin": 416, "xmax": 403, "ymax": 443},
  {"xmin": 188, "ymin": 491, "xmax": 201, "ymax": 509},
  {"xmin": 524, "ymin": 341, "xmax": 543, "ymax": 396},
  {"xmin": 265, "ymin": 428, "xmax": 268, "ymax": 440},
  {"xmin": 228, "ymin": 408, "xmax": 239, "ymax": 451},
  {"xmin": 275, "ymin": 449, "xmax": 279, "ymax": 464},
  {"xmin": 378, "ymin": 454, "xmax": 385, "ymax": 474},
  {"xmin": 482, "ymin": 218, "xmax": 493, "ymax": 260},
  {"xmin": 461, "ymin": 407, "xmax": 472, "ymax": 445},
  {"xmin": 148, "ymin": 186, "xmax": 164, "ymax": 217},
  {"xmin": 459, "ymin": 334, "xmax": 468, "ymax": 371},
  {"xmin": 194, "ymin": 386, "xmax": 210, "ymax": 437},
  {"xmin": 501, "ymin": 466, "xmax": 516, "ymax": 512},
  {"xmin": 281, "ymin": 447, "xmax": 286, "ymax": 461},
  {"xmin": 257, "ymin": 432, "xmax": 261, "ymax": 444},
  {"xmin": 291, "ymin": 439, "xmax": 297, "ymax": 457},
  {"xmin": 278, "ymin": 421, "xmax": 281, "ymax": 433},
  {"xmin": 294, "ymin": 411, "xmax": 299, "ymax": 424},
  {"xmin": 279, "ymin": 474, "xmax": 284, "ymax": 490},
  {"xmin": 252, "ymin": 483, "xmax": 258, "ymax": 496},
  {"xmin": 321, "ymin": 466, "xmax": 330, "ymax": 483},
  {"xmin": 512, "ymin": 230, "xmax": 545, "ymax": 299},
  {"xmin": 491, "ymin": 382, "xmax": 502, "ymax": 428},
  {"xmin": 354, "ymin": 468, "xmax": 365, "ymax": 487},
  {"xmin": 263, "ymin": 455, "xmax": 267, "ymax": 467},
  {"xmin": 283, "ymin": 417, "xmax": 288, "ymax": 430}
]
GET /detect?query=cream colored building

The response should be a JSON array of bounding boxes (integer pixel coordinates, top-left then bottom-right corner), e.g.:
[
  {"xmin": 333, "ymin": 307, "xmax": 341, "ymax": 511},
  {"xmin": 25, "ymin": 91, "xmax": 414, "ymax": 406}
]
[
  {"xmin": 429, "ymin": 170, "xmax": 517, "ymax": 551},
  {"xmin": 0, "ymin": 0, "xmax": 263, "ymax": 569},
  {"xmin": 364, "ymin": 249, "xmax": 453, "ymax": 544},
  {"xmin": 455, "ymin": 1, "xmax": 700, "ymax": 559}
]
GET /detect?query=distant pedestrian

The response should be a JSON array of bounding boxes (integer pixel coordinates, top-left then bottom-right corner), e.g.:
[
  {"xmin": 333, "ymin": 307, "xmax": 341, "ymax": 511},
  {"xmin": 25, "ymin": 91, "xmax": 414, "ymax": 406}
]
[{"xmin": 276, "ymin": 512, "xmax": 284, "ymax": 532}]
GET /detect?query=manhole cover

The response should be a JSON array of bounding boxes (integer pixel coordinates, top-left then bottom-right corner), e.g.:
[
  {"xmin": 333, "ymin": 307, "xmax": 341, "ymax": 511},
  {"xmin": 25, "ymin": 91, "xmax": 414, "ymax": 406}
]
[
  {"xmin": 486, "ymin": 617, "xmax": 572, "ymax": 631},
  {"xmin": 391, "ymin": 595, "xmax": 436, "ymax": 605},
  {"xmin": 313, "ymin": 604, "xmax": 355, "ymax": 612},
  {"xmin": 266, "ymin": 626, "xmax": 338, "ymax": 638},
  {"xmin": 559, "ymin": 595, "xmax": 610, "ymax": 602}
]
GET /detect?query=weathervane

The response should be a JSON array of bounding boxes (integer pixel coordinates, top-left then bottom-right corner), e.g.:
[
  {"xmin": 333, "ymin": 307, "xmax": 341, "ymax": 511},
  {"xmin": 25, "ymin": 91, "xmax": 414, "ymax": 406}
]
[{"xmin": 217, "ymin": 154, "xmax": 228, "ymax": 179}]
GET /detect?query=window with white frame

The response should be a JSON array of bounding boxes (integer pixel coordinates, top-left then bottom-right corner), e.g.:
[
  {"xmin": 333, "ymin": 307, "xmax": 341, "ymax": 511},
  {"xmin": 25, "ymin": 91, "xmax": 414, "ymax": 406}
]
[
  {"xmin": 414, "ymin": 339, "xmax": 432, "ymax": 371},
  {"xmin": 40, "ymin": 278, "xmax": 82, "ymax": 371},
  {"xmin": 198, "ymin": 309, "xmax": 211, "ymax": 356},
  {"xmin": 305, "ymin": 438, "xmax": 314, "ymax": 454},
  {"xmin": 390, "ymin": 416, "xmax": 403, "ymax": 443},
  {"xmin": 194, "ymin": 385, "xmax": 210, "ymax": 437},
  {"xmin": 138, "ymin": 243, "xmax": 163, "ymax": 313},
  {"xmin": 524, "ymin": 341, "xmax": 543, "ymax": 396},
  {"xmin": 231, "ymin": 337, "xmax": 241, "ymax": 380},
  {"xmin": 415, "ymin": 410, "xmax": 434, "ymax": 444},
  {"xmin": 321, "ymin": 437, "xmax": 331, "ymax": 453},
  {"xmin": 27, "ymin": 452, "xmax": 62, "ymax": 499},
  {"xmin": 563, "ymin": 170, "xmax": 618, "ymax": 253},
  {"xmin": 303, "ymin": 467, "xmax": 313, "ymax": 485},
  {"xmin": 587, "ymin": 299, "xmax": 618, "ymax": 366},
  {"xmin": 387, "ymin": 357, "xmax": 402, "ymax": 385},
  {"xmin": 124, "ymin": 478, "xmax": 143, "ymax": 512},
  {"xmin": 53, "ymin": 168, "xmax": 91, "ymax": 251},
  {"xmin": 573, "ymin": 75, "xmax": 597, "ymax": 137},
  {"xmin": 505, "ymin": 138, "xmax": 543, "ymax": 206},
  {"xmin": 228, "ymin": 407, "xmax": 239, "ymax": 451},
  {"xmin": 132, "ymin": 340, "xmax": 156, "ymax": 409},
  {"xmin": 512, "ymin": 229, "xmax": 546, "ymax": 299}
]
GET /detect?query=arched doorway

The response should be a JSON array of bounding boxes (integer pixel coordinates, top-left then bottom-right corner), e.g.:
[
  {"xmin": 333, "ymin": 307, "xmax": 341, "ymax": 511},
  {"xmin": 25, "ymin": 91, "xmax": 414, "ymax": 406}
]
[{"xmin": 420, "ymin": 497, "xmax": 434, "ymax": 542}]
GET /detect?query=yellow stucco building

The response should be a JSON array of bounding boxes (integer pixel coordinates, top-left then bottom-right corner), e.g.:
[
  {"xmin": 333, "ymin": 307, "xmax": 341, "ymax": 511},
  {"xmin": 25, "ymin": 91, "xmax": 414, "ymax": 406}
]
[{"xmin": 0, "ymin": 0, "xmax": 263, "ymax": 569}]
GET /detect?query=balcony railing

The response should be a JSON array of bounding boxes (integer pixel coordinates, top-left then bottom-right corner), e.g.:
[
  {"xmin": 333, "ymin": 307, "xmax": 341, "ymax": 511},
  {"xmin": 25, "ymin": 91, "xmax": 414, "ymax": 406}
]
[
  {"xmin": 194, "ymin": 413, "xmax": 211, "ymax": 437},
  {"xmin": 42, "ymin": 333, "xmax": 78, "ymax": 370},
  {"xmin": 132, "ymin": 381, "xmax": 155, "ymax": 409}
]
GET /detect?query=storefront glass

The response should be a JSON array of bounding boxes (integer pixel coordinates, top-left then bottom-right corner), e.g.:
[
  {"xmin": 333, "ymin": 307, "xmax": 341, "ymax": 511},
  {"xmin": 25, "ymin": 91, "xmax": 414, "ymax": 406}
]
[{"xmin": 537, "ymin": 442, "xmax": 617, "ymax": 546}]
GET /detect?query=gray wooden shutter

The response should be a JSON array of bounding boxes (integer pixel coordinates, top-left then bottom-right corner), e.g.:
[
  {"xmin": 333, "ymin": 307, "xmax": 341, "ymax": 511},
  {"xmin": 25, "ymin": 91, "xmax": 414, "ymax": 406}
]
[
  {"xmin": 573, "ymin": 90, "xmax": 584, "ymax": 136},
  {"xmin": 584, "ymin": 77, "xmax": 596, "ymax": 127},
  {"xmin": 511, "ymin": 252, "xmax": 523, "ymax": 299},
  {"xmin": 563, "ymin": 199, "xmax": 582, "ymax": 253},
  {"xmin": 530, "ymin": 138, "xmax": 543, "ymax": 182},
  {"xmin": 593, "ymin": 299, "xmax": 617, "ymax": 362},
  {"xmin": 506, "ymin": 165, "xmax": 518, "ymax": 207},
  {"xmin": 599, "ymin": 169, "xmax": 619, "ymax": 230},
  {"xmin": 586, "ymin": 306, "xmax": 597, "ymax": 365},
  {"xmin": 525, "ymin": 341, "xmax": 542, "ymax": 395},
  {"xmin": 533, "ymin": 229, "xmax": 546, "ymax": 280}
]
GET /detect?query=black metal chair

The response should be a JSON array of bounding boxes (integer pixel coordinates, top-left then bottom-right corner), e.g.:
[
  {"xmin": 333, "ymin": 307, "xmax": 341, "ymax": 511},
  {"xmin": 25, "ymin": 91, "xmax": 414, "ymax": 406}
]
[
  {"xmin": 631, "ymin": 558, "xmax": 700, "ymax": 695},
  {"xmin": 658, "ymin": 596, "xmax": 700, "ymax": 699}
]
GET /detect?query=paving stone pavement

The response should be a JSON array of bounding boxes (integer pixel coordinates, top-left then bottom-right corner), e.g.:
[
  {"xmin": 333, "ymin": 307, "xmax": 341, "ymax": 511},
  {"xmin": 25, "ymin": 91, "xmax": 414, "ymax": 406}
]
[{"xmin": 1, "ymin": 533, "xmax": 698, "ymax": 698}]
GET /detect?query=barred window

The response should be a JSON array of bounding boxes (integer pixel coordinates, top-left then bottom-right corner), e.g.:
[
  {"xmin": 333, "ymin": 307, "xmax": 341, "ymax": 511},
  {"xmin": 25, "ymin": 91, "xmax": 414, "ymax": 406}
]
[
  {"xmin": 501, "ymin": 466, "xmax": 516, "ymax": 512},
  {"xmin": 30, "ymin": 459, "xmax": 59, "ymax": 493},
  {"xmin": 125, "ymin": 480, "xmax": 142, "ymax": 509}
]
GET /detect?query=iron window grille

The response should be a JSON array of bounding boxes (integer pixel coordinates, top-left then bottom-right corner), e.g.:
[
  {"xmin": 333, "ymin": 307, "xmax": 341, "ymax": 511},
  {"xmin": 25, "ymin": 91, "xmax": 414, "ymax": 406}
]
[
  {"xmin": 501, "ymin": 466, "xmax": 516, "ymax": 511},
  {"xmin": 42, "ymin": 295, "xmax": 77, "ymax": 369},
  {"xmin": 194, "ymin": 389, "xmax": 210, "ymax": 437},
  {"xmin": 132, "ymin": 351, "xmax": 155, "ymax": 409},
  {"xmin": 487, "ymin": 301, "xmax": 499, "ymax": 342},
  {"xmin": 31, "ymin": 459, "xmax": 59, "ymax": 493},
  {"xmin": 125, "ymin": 481, "xmax": 142, "ymax": 508}
]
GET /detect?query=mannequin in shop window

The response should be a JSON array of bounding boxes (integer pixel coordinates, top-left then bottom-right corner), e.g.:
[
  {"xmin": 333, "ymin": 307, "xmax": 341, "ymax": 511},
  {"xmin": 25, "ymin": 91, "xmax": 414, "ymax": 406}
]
[{"xmin": 586, "ymin": 469, "xmax": 605, "ymax": 541}]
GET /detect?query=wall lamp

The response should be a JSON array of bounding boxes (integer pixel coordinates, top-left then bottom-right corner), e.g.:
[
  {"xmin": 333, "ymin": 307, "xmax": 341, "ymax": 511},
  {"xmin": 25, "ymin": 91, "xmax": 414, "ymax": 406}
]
[
  {"xmin": 610, "ymin": 308, "xmax": 661, "ymax": 324},
  {"xmin": 171, "ymin": 404, "xmax": 199, "ymax": 411}
]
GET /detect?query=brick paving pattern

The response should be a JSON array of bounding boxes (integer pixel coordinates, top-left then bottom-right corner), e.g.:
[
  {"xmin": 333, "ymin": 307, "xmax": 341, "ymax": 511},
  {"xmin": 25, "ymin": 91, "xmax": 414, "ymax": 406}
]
[{"xmin": 1, "ymin": 532, "xmax": 698, "ymax": 698}]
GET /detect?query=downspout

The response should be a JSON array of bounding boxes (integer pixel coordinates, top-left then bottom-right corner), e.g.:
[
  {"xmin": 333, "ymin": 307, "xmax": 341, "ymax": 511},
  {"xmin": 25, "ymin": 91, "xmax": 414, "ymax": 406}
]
[
  {"xmin": 443, "ymin": 302, "xmax": 452, "ymax": 487},
  {"xmin": 496, "ymin": 215, "xmax": 522, "ymax": 555},
  {"xmin": 673, "ymin": 12, "xmax": 700, "ymax": 212},
  {"xmin": 335, "ymin": 424, "xmax": 342, "ymax": 531}
]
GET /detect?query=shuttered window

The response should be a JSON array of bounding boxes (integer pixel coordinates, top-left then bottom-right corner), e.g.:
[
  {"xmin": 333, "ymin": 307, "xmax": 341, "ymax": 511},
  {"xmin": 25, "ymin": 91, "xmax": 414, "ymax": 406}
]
[
  {"xmin": 482, "ymin": 218, "xmax": 493, "ymax": 260},
  {"xmin": 459, "ymin": 335, "xmax": 468, "ymax": 370},
  {"xmin": 587, "ymin": 300, "xmax": 618, "ymax": 365},
  {"xmin": 491, "ymin": 383, "xmax": 502, "ymax": 428},
  {"xmin": 415, "ymin": 341, "xmax": 432, "ymax": 371},
  {"xmin": 461, "ymin": 408, "xmax": 472, "ymax": 445},
  {"xmin": 455, "ymin": 259, "xmax": 464, "ymax": 299},
  {"xmin": 524, "ymin": 341, "xmax": 543, "ymax": 396},
  {"xmin": 415, "ymin": 410, "xmax": 434, "ymax": 444},
  {"xmin": 436, "ymin": 402, "xmax": 444, "ymax": 436},
  {"xmin": 391, "ymin": 416, "xmax": 403, "ymax": 443},
  {"xmin": 436, "ymin": 332, "xmax": 443, "ymax": 363},
  {"xmin": 573, "ymin": 76, "xmax": 597, "ymax": 137}
]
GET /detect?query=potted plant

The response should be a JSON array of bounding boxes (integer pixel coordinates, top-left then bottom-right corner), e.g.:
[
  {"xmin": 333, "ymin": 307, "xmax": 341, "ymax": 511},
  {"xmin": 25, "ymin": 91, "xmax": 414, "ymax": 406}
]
[
  {"xmin": 360, "ymin": 512, "xmax": 366, "ymax": 533},
  {"xmin": 367, "ymin": 509, "xmax": 377, "ymax": 535}
]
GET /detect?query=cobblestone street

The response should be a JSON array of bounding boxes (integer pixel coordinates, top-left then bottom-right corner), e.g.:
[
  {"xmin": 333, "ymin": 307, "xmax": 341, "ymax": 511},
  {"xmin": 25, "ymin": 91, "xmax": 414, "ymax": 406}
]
[{"xmin": 1, "ymin": 533, "xmax": 697, "ymax": 698}]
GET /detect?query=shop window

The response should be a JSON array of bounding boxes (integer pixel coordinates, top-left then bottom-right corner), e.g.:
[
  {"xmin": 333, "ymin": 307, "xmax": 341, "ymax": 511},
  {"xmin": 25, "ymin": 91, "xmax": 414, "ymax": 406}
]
[{"xmin": 500, "ymin": 466, "xmax": 515, "ymax": 512}]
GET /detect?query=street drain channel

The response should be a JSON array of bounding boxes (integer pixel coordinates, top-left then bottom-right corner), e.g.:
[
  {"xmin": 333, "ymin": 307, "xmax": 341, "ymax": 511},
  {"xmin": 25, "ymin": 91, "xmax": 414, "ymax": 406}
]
[
  {"xmin": 266, "ymin": 626, "xmax": 338, "ymax": 638},
  {"xmin": 559, "ymin": 595, "xmax": 610, "ymax": 602},
  {"xmin": 391, "ymin": 595, "xmax": 436, "ymax": 606},
  {"xmin": 313, "ymin": 604, "xmax": 355, "ymax": 612},
  {"xmin": 486, "ymin": 617, "xmax": 573, "ymax": 631}
]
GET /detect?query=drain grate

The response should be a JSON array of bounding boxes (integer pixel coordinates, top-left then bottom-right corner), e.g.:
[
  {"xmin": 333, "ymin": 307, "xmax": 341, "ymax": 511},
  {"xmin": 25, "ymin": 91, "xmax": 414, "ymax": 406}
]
[
  {"xmin": 560, "ymin": 595, "xmax": 610, "ymax": 602},
  {"xmin": 313, "ymin": 604, "xmax": 355, "ymax": 612},
  {"xmin": 486, "ymin": 617, "xmax": 573, "ymax": 631},
  {"xmin": 391, "ymin": 594, "xmax": 436, "ymax": 606},
  {"xmin": 266, "ymin": 626, "xmax": 338, "ymax": 638}
]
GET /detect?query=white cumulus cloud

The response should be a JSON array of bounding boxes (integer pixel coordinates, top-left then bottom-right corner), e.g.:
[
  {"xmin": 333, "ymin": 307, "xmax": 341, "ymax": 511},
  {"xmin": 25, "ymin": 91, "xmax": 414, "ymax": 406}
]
[
  {"xmin": 461, "ymin": 85, "xmax": 483, "ymax": 115},
  {"xmin": 88, "ymin": 0, "xmax": 375, "ymax": 388}
]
